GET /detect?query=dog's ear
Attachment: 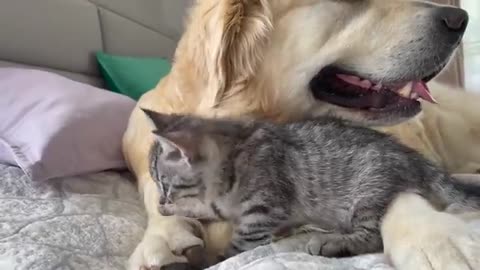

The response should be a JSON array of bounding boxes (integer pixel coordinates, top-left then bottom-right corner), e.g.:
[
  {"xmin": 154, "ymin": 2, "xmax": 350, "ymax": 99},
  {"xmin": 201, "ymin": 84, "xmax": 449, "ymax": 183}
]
[{"xmin": 209, "ymin": 0, "xmax": 273, "ymax": 107}]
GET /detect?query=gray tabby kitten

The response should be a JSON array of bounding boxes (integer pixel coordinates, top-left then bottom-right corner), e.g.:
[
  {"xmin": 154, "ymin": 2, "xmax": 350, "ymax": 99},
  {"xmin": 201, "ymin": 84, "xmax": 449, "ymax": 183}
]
[{"xmin": 143, "ymin": 108, "xmax": 480, "ymax": 259}]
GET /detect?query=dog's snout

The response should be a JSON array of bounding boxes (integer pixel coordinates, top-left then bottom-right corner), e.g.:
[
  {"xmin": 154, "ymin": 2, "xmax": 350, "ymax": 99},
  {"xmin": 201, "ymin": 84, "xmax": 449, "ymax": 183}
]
[{"xmin": 435, "ymin": 7, "xmax": 469, "ymax": 33}]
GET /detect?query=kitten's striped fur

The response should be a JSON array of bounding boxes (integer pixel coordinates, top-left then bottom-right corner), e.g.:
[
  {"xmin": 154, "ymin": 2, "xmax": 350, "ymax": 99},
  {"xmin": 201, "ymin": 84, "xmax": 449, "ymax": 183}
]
[{"xmin": 144, "ymin": 109, "xmax": 480, "ymax": 258}]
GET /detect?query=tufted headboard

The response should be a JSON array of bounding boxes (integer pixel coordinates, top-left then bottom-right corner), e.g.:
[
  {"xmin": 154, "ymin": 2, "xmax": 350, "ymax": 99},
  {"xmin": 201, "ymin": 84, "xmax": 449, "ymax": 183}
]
[{"xmin": 0, "ymin": 0, "xmax": 192, "ymax": 87}]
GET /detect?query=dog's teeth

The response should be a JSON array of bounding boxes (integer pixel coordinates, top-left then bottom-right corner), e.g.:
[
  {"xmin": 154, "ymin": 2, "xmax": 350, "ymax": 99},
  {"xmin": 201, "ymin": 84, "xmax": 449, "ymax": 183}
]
[
  {"xmin": 411, "ymin": 81, "xmax": 437, "ymax": 104},
  {"xmin": 372, "ymin": 83, "xmax": 382, "ymax": 91},
  {"xmin": 397, "ymin": 82, "xmax": 413, "ymax": 98},
  {"xmin": 410, "ymin": 92, "xmax": 420, "ymax": 99},
  {"xmin": 337, "ymin": 74, "xmax": 361, "ymax": 82},
  {"xmin": 359, "ymin": 80, "xmax": 373, "ymax": 89}
]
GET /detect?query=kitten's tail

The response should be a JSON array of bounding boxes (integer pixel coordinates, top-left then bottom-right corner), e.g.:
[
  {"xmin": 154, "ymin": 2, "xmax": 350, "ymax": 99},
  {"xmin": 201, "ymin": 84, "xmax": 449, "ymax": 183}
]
[{"xmin": 429, "ymin": 174, "xmax": 480, "ymax": 212}]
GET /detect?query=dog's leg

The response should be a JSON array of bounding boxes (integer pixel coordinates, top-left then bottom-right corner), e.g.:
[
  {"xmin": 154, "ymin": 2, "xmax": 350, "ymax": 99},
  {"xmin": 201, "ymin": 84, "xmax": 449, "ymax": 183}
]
[
  {"xmin": 123, "ymin": 107, "xmax": 209, "ymax": 269},
  {"xmin": 128, "ymin": 178, "xmax": 207, "ymax": 270},
  {"xmin": 124, "ymin": 106, "xmax": 235, "ymax": 269},
  {"xmin": 382, "ymin": 193, "xmax": 480, "ymax": 270}
]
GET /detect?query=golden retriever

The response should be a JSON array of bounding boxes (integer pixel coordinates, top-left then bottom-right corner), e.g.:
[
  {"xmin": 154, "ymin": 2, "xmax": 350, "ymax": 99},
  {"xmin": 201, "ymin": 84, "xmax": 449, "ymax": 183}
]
[{"xmin": 123, "ymin": 0, "xmax": 480, "ymax": 269}]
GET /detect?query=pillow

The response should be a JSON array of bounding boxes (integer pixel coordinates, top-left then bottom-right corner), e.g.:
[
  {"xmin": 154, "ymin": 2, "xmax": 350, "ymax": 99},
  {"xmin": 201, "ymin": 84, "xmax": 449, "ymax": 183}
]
[
  {"xmin": 0, "ymin": 68, "xmax": 136, "ymax": 181},
  {"xmin": 96, "ymin": 52, "xmax": 171, "ymax": 100}
]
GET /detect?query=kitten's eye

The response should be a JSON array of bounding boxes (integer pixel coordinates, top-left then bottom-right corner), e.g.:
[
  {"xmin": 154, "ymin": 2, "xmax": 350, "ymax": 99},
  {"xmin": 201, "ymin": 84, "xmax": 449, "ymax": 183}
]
[{"xmin": 160, "ymin": 175, "xmax": 167, "ymax": 181}]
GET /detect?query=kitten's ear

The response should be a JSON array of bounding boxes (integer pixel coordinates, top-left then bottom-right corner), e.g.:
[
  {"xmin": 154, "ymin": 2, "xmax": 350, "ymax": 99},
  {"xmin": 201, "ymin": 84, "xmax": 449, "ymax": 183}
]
[
  {"xmin": 142, "ymin": 108, "xmax": 175, "ymax": 130},
  {"xmin": 153, "ymin": 130, "xmax": 201, "ymax": 165}
]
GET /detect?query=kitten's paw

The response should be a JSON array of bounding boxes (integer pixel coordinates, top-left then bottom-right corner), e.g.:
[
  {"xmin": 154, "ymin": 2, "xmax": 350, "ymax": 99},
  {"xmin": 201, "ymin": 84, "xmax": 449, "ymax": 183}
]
[
  {"xmin": 158, "ymin": 204, "xmax": 176, "ymax": 216},
  {"xmin": 158, "ymin": 203, "xmax": 202, "ymax": 219},
  {"xmin": 306, "ymin": 234, "xmax": 344, "ymax": 257}
]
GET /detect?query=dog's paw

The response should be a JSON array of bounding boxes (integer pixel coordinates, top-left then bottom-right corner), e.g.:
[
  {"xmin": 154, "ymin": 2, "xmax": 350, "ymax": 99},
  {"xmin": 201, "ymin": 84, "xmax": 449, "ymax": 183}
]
[
  {"xmin": 306, "ymin": 233, "xmax": 344, "ymax": 257},
  {"xmin": 386, "ymin": 230, "xmax": 480, "ymax": 270},
  {"xmin": 128, "ymin": 237, "xmax": 208, "ymax": 270},
  {"xmin": 128, "ymin": 234, "xmax": 187, "ymax": 270},
  {"xmin": 128, "ymin": 217, "xmax": 206, "ymax": 270},
  {"xmin": 382, "ymin": 193, "xmax": 480, "ymax": 270}
]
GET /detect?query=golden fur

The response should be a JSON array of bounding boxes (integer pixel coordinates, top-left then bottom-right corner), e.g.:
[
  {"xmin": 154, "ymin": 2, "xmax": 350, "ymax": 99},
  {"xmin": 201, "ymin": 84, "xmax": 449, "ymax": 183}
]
[
  {"xmin": 379, "ymin": 82, "xmax": 480, "ymax": 174},
  {"xmin": 123, "ymin": 0, "xmax": 480, "ymax": 269}
]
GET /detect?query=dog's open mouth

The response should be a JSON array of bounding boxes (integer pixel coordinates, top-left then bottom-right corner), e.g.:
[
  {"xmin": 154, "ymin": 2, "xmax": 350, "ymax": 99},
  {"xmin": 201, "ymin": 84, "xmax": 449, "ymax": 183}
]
[{"xmin": 310, "ymin": 66, "xmax": 440, "ymax": 112}]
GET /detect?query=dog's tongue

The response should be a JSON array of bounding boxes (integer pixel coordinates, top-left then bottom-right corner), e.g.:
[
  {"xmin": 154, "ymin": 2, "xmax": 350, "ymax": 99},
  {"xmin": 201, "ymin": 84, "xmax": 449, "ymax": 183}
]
[
  {"xmin": 411, "ymin": 81, "xmax": 437, "ymax": 104},
  {"xmin": 335, "ymin": 73, "xmax": 437, "ymax": 104}
]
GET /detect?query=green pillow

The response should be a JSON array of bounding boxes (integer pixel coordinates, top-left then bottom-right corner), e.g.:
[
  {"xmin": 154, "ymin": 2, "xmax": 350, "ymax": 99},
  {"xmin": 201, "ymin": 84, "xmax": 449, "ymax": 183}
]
[{"xmin": 96, "ymin": 51, "xmax": 172, "ymax": 100}]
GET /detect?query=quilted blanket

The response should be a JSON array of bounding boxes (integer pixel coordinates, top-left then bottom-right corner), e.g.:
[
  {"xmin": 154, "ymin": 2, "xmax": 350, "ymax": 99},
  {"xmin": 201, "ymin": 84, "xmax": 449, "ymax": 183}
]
[
  {"xmin": 0, "ymin": 164, "xmax": 146, "ymax": 269},
  {"xmin": 207, "ymin": 233, "xmax": 393, "ymax": 270},
  {"xmin": 210, "ymin": 221, "xmax": 480, "ymax": 270},
  {"xmin": 0, "ymin": 164, "xmax": 478, "ymax": 270}
]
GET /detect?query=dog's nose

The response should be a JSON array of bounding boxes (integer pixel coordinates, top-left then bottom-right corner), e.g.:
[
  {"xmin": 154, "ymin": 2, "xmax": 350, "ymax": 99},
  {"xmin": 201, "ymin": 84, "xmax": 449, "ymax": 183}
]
[{"xmin": 435, "ymin": 7, "xmax": 469, "ymax": 33}]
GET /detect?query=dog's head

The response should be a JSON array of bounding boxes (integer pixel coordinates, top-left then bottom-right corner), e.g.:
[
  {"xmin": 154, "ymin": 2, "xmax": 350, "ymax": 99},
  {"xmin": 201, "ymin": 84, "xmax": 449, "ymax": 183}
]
[{"xmin": 175, "ymin": 0, "xmax": 468, "ymax": 126}]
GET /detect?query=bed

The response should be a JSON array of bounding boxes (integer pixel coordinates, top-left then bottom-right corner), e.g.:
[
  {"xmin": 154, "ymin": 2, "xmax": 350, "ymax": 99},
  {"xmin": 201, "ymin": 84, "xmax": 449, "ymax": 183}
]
[
  {"xmin": 0, "ymin": 1, "xmax": 188, "ymax": 269},
  {"xmin": 0, "ymin": 1, "xmax": 478, "ymax": 270}
]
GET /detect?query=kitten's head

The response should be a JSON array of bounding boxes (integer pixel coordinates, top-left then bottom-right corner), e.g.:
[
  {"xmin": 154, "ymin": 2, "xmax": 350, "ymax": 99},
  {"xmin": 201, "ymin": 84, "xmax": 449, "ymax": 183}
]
[
  {"xmin": 142, "ymin": 109, "xmax": 255, "ymax": 203},
  {"xmin": 149, "ymin": 129, "xmax": 206, "ymax": 204}
]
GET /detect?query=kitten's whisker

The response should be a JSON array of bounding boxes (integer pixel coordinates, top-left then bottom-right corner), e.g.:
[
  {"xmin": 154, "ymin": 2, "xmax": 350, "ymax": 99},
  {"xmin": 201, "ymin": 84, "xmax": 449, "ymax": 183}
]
[
  {"xmin": 166, "ymin": 186, "xmax": 173, "ymax": 201},
  {"xmin": 298, "ymin": 224, "xmax": 333, "ymax": 234}
]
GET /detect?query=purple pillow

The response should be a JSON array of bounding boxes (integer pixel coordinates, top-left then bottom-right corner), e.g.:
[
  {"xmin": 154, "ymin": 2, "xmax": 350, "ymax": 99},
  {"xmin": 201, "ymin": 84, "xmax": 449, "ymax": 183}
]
[{"xmin": 0, "ymin": 68, "xmax": 135, "ymax": 181}]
